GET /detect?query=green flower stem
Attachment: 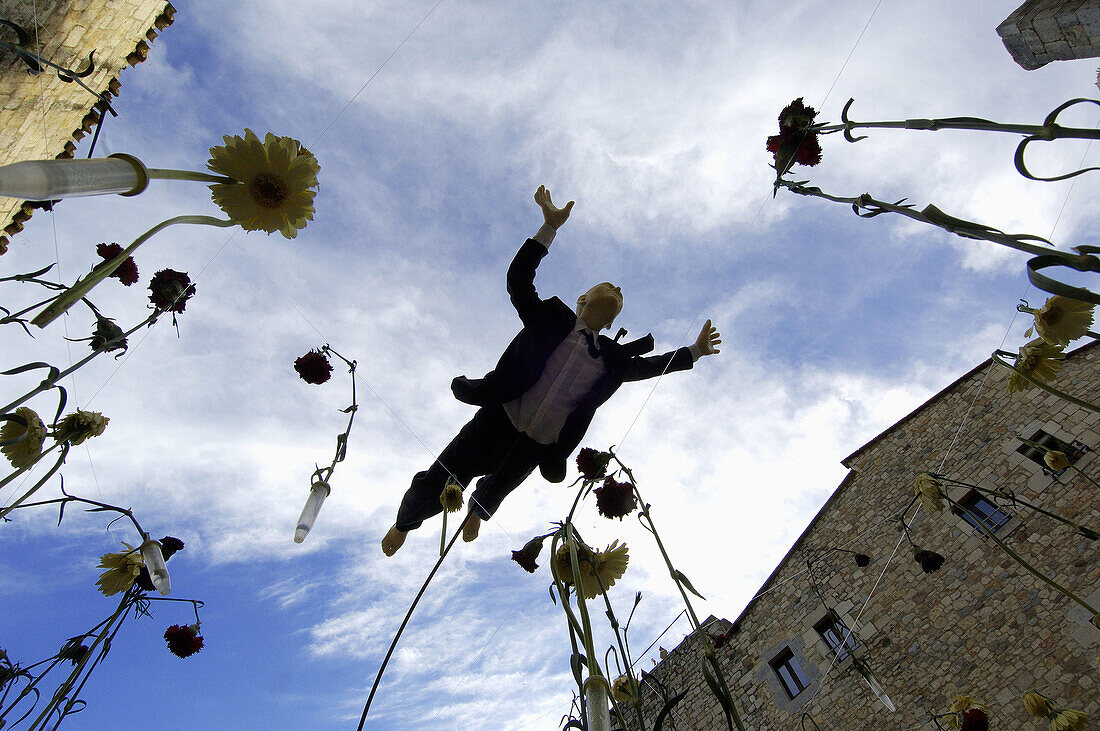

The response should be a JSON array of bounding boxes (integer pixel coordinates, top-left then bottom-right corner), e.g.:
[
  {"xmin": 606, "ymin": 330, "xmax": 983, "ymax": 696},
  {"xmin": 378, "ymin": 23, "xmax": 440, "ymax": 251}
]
[
  {"xmin": 146, "ymin": 168, "xmax": 236, "ymax": 184},
  {"xmin": 1, "ymin": 310, "xmax": 159, "ymax": 416},
  {"xmin": 30, "ymin": 215, "xmax": 235, "ymax": 329},
  {"xmin": 934, "ymin": 473, "xmax": 1098, "ymax": 530},
  {"xmin": 10, "ymin": 494, "xmax": 144, "ymax": 535},
  {"xmin": 612, "ymin": 454, "xmax": 745, "ymax": 731},
  {"xmin": 593, "ymin": 581, "xmax": 645, "ymax": 730},
  {"xmin": 565, "ymin": 525, "xmax": 602, "ymax": 681},
  {"xmin": 0, "ymin": 443, "xmax": 67, "ymax": 520},
  {"xmin": 1013, "ymin": 436, "xmax": 1100, "ymax": 489},
  {"xmin": 548, "ymin": 534, "xmax": 586, "ymax": 639},
  {"xmin": 992, "ymin": 351, "xmax": 1100, "ymax": 413},
  {"xmin": 952, "ymin": 498, "xmax": 1099, "ymax": 617},
  {"xmin": 27, "ymin": 586, "xmax": 134, "ymax": 730}
]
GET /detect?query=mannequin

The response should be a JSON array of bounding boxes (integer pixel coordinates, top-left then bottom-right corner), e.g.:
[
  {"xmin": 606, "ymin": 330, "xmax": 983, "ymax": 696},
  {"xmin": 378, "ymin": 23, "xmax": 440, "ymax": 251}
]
[{"xmin": 382, "ymin": 186, "xmax": 720, "ymax": 555}]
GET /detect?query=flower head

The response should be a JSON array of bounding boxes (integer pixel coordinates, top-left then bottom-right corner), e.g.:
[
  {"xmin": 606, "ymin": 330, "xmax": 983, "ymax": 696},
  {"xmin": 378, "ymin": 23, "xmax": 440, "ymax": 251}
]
[
  {"xmin": 712, "ymin": 631, "xmax": 729, "ymax": 649},
  {"xmin": 913, "ymin": 548, "xmax": 945, "ymax": 574},
  {"xmin": 767, "ymin": 98, "xmax": 823, "ymax": 175},
  {"xmin": 54, "ymin": 410, "xmax": 108, "ymax": 446},
  {"xmin": 95, "ymin": 542, "xmax": 144, "ymax": 596},
  {"xmin": 854, "ymin": 553, "xmax": 871, "ymax": 567},
  {"xmin": 1008, "ymin": 339, "xmax": 1065, "ymax": 392},
  {"xmin": 1025, "ymin": 296, "xmax": 1094, "ymax": 347},
  {"xmin": 57, "ymin": 639, "xmax": 89, "ymax": 666},
  {"xmin": 576, "ymin": 448, "xmax": 611, "ymax": 480},
  {"xmin": 294, "ymin": 349, "xmax": 333, "ymax": 385},
  {"xmin": 611, "ymin": 675, "xmax": 635, "ymax": 705},
  {"xmin": 1044, "ymin": 450, "xmax": 1071, "ymax": 472},
  {"xmin": 915, "ymin": 473, "xmax": 945, "ymax": 513},
  {"xmin": 89, "ymin": 315, "xmax": 127, "ymax": 354},
  {"xmin": 555, "ymin": 539, "xmax": 629, "ymax": 599},
  {"xmin": 207, "ymin": 129, "xmax": 320, "ymax": 239},
  {"xmin": 148, "ymin": 269, "xmax": 196, "ymax": 313},
  {"xmin": 95, "ymin": 243, "xmax": 138, "ymax": 286},
  {"xmin": 947, "ymin": 697, "xmax": 989, "ymax": 731},
  {"xmin": 594, "ymin": 476, "xmax": 637, "ymax": 520},
  {"xmin": 164, "ymin": 624, "xmax": 204, "ymax": 658},
  {"xmin": 1, "ymin": 407, "xmax": 47, "ymax": 469},
  {"xmin": 1049, "ymin": 709, "xmax": 1089, "ymax": 730},
  {"xmin": 440, "ymin": 478, "xmax": 463, "ymax": 513},
  {"xmin": 1023, "ymin": 691, "xmax": 1054, "ymax": 718},
  {"xmin": 511, "ymin": 535, "xmax": 546, "ymax": 573}
]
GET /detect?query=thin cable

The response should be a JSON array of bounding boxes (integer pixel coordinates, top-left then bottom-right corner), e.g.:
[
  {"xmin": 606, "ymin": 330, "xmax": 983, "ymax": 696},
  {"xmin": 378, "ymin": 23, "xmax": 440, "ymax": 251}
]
[
  {"xmin": 309, "ymin": 0, "xmax": 446, "ymax": 149},
  {"xmin": 427, "ymin": 610, "xmax": 513, "ymax": 722}
]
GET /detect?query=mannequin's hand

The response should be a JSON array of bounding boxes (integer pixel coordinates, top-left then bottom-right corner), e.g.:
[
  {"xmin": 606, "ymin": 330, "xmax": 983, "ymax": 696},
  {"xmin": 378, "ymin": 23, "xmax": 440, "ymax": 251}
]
[
  {"xmin": 696, "ymin": 319, "xmax": 721, "ymax": 356},
  {"xmin": 535, "ymin": 185, "xmax": 574, "ymax": 230}
]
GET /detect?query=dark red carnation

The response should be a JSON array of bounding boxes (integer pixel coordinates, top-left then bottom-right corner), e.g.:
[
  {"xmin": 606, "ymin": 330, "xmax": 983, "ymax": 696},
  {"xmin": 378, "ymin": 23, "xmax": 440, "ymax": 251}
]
[
  {"xmin": 511, "ymin": 535, "xmax": 546, "ymax": 574},
  {"xmin": 96, "ymin": 243, "xmax": 139, "ymax": 286},
  {"xmin": 594, "ymin": 477, "xmax": 637, "ymax": 520},
  {"xmin": 914, "ymin": 549, "xmax": 945, "ymax": 574},
  {"xmin": 159, "ymin": 536, "xmax": 184, "ymax": 560},
  {"xmin": 164, "ymin": 624, "xmax": 203, "ymax": 658},
  {"xmin": 712, "ymin": 632, "xmax": 728, "ymax": 649},
  {"xmin": 148, "ymin": 269, "xmax": 196, "ymax": 312},
  {"xmin": 576, "ymin": 448, "xmax": 610, "ymax": 480},
  {"xmin": 854, "ymin": 553, "xmax": 871, "ymax": 567},
  {"xmin": 959, "ymin": 708, "xmax": 989, "ymax": 731},
  {"xmin": 767, "ymin": 97, "xmax": 822, "ymax": 175},
  {"xmin": 294, "ymin": 349, "xmax": 333, "ymax": 384}
]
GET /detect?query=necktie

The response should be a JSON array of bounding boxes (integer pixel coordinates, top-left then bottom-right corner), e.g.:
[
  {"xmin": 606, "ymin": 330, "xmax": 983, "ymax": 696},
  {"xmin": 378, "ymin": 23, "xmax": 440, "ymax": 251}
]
[{"xmin": 582, "ymin": 330, "xmax": 601, "ymax": 358}]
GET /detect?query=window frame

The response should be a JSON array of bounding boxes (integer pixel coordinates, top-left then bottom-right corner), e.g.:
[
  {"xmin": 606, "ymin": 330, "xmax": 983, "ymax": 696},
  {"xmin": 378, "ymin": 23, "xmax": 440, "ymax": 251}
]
[
  {"xmin": 954, "ymin": 489, "xmax": 1012, "ymax": 533},
  {"xmin": 813, "ymin": 612, "xmax": 859, "ymax": 662}
]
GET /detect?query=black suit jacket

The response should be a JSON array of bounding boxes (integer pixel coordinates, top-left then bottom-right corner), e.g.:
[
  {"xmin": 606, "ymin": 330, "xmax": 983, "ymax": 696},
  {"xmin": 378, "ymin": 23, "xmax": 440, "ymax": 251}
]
[{"xmin": 451, "ymin": 238, "xmax": 694, "ymax": 482}]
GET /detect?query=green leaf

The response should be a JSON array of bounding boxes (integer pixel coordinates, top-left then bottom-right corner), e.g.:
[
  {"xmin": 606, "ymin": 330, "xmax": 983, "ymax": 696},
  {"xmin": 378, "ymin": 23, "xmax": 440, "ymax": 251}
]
[
  {"xmin": 701, "ymin": 657, "xmax": 732, "ymax": 716},
  {"xmin": 673, "ymin": 570, "xmax": 706, "ymax": 600},
  {"xmin": 653, "ymin": 690, "xmax": 689, "ymax": 731},
  {"xmin": 570, "ymin": 653, "xmax": 586, "ymax": 687}
]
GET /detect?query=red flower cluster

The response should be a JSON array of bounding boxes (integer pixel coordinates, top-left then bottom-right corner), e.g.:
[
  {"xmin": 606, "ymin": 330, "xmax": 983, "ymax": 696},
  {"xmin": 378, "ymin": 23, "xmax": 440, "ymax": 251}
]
[
  {"xmin": 164, "ymin": 624, "xmax": 204, "ymax": 658},
  {"xmin": 766, "ymin": 97, "xmax": 822, "ymax": 175},
  {"xmin": 576, "ymin": 448, "xmax": 611, "ymax": 480},
  {"xmin": 294, "ymin": 349, "xmax": 333, "ymax": 384},
  {"xmin": 96, "ymin": 243, "xmax": 139, "ymax": 286},
  {"xmin": 594, "ymin": 477, "xmax": 637, "ymax": 520},
  {"xmin": 959, "ymin": 708, "xmax": 989, "ymax": 731},
  {"xmin": 148, "ymin": 269, "xmax": 196, "ymax": 312}
]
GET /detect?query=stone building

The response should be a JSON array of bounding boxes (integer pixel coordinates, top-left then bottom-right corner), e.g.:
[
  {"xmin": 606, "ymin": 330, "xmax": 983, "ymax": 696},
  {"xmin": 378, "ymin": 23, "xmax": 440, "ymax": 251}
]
[
  {"xmin": 997, "ymin": 0, "xmax": 1100, "ymax": 70},
  {"xmin": 0, "ymin": 0, "xmax": 175, "ymax": 255},
  {"xmin": 632, "ymin": 342, "xmax": 1100, "ymax": 729}
]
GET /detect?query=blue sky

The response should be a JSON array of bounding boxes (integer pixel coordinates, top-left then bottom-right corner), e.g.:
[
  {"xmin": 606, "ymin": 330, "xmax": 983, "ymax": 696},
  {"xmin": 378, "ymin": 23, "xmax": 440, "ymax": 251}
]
[{"xmin": 2, "ymin": 1, "xmax": 1099, "ymax": 728}]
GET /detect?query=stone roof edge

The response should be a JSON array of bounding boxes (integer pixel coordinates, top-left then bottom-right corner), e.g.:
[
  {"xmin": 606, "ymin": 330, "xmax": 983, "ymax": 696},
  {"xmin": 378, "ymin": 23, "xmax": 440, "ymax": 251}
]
[
  {"xmin": 725, "ymin": 337, "xmax": 1099, "ymax": 630},
  {"xmin": 0, "ymin": 2, "xmax": 177, "ymax": 255},
  {"xmin": 840, "ymin": 338, "xmax": 1100, "ymax": 468}
]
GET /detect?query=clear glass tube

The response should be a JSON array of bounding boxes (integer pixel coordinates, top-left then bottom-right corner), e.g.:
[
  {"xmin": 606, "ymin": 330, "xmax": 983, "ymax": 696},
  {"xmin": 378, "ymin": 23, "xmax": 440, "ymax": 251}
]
[
  {"xmin": 583, "ymin": 676, "xmax": 610, "ymax": 731},
  {"xmin": 294, "ymin": 481, "xmax": 331, "ymax": 544},
  {"xmin": 139, "ymin": 536, "xmax": 171, "ymax": 596},
  {"xmin": 0, "ymin": 155, "xmax": 147, "ymax": 200}
]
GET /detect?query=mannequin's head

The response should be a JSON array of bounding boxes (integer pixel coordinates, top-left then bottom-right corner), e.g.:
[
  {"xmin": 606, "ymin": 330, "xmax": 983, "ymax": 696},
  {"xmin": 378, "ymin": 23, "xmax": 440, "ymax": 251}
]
[{"xmin": 576, "ymin": 282, "xmax": 623, "ymax": 331}]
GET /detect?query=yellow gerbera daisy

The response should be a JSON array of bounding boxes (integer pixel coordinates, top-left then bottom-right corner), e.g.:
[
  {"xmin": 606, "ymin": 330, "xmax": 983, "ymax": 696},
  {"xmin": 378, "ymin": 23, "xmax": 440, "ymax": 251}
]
[
  {"xmin": 207, "ymin": 129, "xmax": 320, "ymax": 239},
  {"xmin": 555, "ymin": 539, "xmax": 630, "ymax": 599},
  {"xmin": 1, "ymin": 407, "xmax": 47, "ymax": 469},
  {"xmin": 1022, "ymin": 691, "xmax": 1054, "ymax": 718},
  {"xmin": 440, "ymin": 478, "xmax": 463, "ymax": 513},
  {"xmin": 611, "ymin": 675, "xmax": 635, "ymax": 704},
  {"xmin": 95, "ymin": 542, "xmax": 145, "ymax": 596},
  {"xmin": 1044, "ymin": 450, "xmax": 1071, "ymax": 471},
  {"xmin": 1025, "ymin": 296, "xmax": 1094, "ymax": 347},
  {"xmin": 1049, "ymin": 709, "xmax": 1089, "ymax": 731},
  {"xmin": 1008, "ymin": 339, "xmax": 1065, "ymax": 393},
  {"xmin": 915, "ymin": 473, "xmax": 945, "ymax": 514}
]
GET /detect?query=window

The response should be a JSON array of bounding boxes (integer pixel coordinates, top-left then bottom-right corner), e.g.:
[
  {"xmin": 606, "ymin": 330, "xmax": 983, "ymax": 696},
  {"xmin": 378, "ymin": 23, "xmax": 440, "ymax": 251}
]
[
  {"xmin": 1016, "ymin": 430, "xmax": 1088, "ymax": 475},
  {"xmin": 813, "ymin": 613, "xmax": 859, "ymax": 662},
  {"xmin": 954, "ymin": 490, "xmax": 1011, "ymax": 533},
  {"xmin": 769, "ymin": 647, "xmax": 812, "ymax": 699}
]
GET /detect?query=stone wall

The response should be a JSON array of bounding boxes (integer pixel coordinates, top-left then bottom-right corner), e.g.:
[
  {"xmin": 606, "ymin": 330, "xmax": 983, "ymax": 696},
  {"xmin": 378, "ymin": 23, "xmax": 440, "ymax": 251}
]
[
  {"xmin": 630, "ymin": 342, "xmax": 1100, "ymax": 729},
  {"xmin": 0, "ymin": 0, "xmax": 175, "ymax": 254},
  {"xmin": 997, "ymin": 0, "xmax": 1100, "ymax": 70}
]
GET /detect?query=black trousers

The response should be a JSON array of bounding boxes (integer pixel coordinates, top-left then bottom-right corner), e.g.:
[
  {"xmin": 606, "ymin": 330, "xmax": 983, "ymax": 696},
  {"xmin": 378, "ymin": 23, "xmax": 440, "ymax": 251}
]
[{"xmin": 395, "ymin": 404, "xmax": 550, "ymax": 532}]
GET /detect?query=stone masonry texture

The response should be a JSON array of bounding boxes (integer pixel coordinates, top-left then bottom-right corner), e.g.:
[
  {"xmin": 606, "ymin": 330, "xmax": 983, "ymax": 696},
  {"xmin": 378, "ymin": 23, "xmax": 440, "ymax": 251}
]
[
  {"xmin": 627, "ymin": 342, "xmax": 1100, "ymax": 730},
  {"xmin": 998, "ymin": 0, "xmax": 1100, "ymax": 70},
  {"xmin": 0, "ymin": 0, "xmax": 175, "ymax": 254}
]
